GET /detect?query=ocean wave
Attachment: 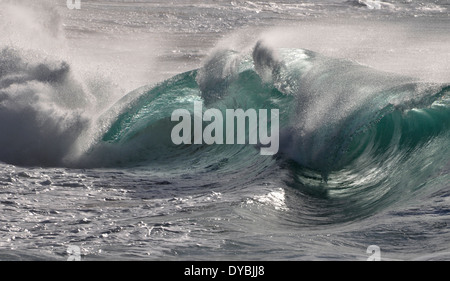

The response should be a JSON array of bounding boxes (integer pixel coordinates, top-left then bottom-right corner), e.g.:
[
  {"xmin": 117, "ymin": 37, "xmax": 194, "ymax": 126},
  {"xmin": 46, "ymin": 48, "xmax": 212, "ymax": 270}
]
[
  {"xmin": 0, "ymin": 47, "xmax": 89, "ymax": 166},
  {"xmin": 347, "ymin": 0, "xmax": 396, "ymax": 10},
  {"xmin": 88, "ymin": 41, "xmax": 449, "ymax": 175},
  {"xmin": 1, "ymin": 39, "xmax": 448, "ymax": 221}
]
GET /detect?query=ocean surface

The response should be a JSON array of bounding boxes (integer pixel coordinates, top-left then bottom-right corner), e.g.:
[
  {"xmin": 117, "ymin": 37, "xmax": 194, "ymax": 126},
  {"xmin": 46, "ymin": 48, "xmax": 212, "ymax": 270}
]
[{"xmin": 0, "ymin": 0, "xmax": 449, "ymax": 260}]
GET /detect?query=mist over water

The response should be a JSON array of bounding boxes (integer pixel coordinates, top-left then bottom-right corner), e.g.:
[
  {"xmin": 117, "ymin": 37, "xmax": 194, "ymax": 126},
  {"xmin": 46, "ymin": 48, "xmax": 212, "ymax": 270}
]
[{"xmin": 0, "ymin": 0, "xmax": 449, "ymax": 261}]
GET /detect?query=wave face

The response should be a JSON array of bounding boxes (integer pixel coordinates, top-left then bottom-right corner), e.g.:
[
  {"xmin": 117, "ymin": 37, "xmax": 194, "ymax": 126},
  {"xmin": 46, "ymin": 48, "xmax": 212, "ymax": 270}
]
[
  {"xmin": 1, "ymin": 40, "xmax": 448, "ymax": 223},
  {"xmin": 72, "ymin": 41, "xmax": 449, "ymax": 221}
]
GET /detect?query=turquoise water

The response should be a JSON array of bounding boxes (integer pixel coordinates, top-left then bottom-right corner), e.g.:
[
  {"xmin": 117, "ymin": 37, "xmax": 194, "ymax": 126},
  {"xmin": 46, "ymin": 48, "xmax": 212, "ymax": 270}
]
[{"xmin": 87, "ymin": 45, "xmax": 450, "ymax": 226}]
